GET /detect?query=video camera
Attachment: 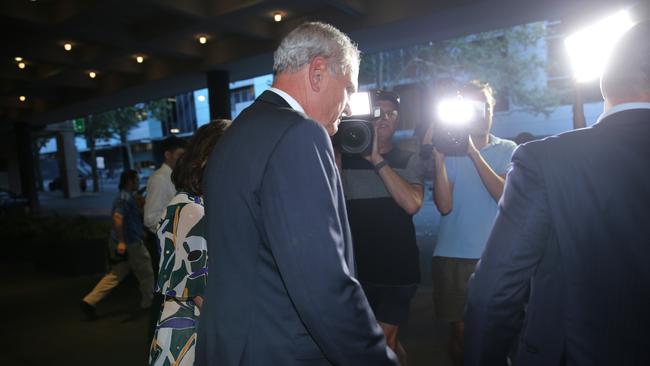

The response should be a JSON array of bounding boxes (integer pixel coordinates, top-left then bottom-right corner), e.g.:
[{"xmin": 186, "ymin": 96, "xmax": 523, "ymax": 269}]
[
  {"xmin": 332, "ymin": 91, "xmax": 380, "ymax": 155},
  {"xmin": 427, "ymin": 86, "xmax": 489, "ymax": 156}
]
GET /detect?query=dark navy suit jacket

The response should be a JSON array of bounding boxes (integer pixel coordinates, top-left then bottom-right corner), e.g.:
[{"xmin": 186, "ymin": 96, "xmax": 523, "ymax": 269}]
[
  {"xmin": 196, "ymin": 91, "xmax": 396, "ymax": 366},
  {"xmin": 464, "ymin": 108, "xmax": 650, "ymax": 366}
]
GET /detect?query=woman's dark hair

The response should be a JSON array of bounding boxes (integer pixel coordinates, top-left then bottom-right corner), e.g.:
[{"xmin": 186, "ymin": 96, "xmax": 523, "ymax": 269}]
[
  {"xmin": 172, "ymin": 119, "xmax": 231, "ymax": 196},
  {"xmin": 118, "ymin": 169, "xmax": 139, "ymax": 190}
]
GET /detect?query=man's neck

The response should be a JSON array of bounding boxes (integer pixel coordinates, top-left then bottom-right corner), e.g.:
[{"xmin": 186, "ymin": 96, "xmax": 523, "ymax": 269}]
[{"xmin": 272, "ymin": 73, "xmax": 309, "ymax": 112}]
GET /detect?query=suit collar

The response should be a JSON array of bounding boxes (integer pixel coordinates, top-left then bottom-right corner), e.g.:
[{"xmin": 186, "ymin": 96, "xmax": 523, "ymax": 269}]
[
  {"xmin": 596, "ymin": 102, "xmax": 650, "ymax": 124},
  {"xmin": 267, "ymin": 88, "xmax": 305, "ymax": 113},
  {"xmin": 595, "ymin": 107, "xmax": 650, "ymax": 127},
  {"xmin": 257, "ymin": 90, "xmax": 292, "ymax": 109}
]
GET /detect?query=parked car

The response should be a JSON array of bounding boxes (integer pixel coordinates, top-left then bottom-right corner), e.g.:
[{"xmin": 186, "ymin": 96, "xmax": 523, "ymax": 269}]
[
  {"xmin": 0, "ymin": 188, "xmax": 31, "ymax": 215},
  {"xmin": 48, "ymin": 173, "xmax": 88, "ymax": 192}
]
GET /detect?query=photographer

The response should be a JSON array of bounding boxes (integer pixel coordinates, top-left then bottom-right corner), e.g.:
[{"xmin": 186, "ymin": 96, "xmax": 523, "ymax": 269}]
[
  {"xmin": 424, "ymin": 80, "xmax": 516, "ymax": 366},
  {"xmin": 340, "ymin": 90, "xmax": 424, "ymax": 366}
]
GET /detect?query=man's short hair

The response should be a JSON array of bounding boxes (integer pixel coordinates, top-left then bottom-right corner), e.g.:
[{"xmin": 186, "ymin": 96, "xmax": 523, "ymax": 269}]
[
  {"xmin": 601, "ymin": 20, "xmax": 650, "ymax": 100},
  {"xmin": 160, "ymin": 135, "xmax": 186, "ymax": 154},
  {"xmin": 375, "ymin": 90, "xmax": 400, "ymax": 110},
  {"xmin": 118, "ymin": 169, "xmax": 138, "ymax": 190},
  {"xmin": 460, "ymin": 80, "xmax": 496, "ymax": 118},
  {"xmin": 273, "ymin": 22, "xmax": 360, "ymax": 77}
]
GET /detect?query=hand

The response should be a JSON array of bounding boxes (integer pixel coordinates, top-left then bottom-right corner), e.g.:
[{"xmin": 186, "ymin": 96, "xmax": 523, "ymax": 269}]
[
  {"xmin": 433, "ymin": 147, "xmax": 445, "ymax": 161},
  {"xmin": 362, "ymin": 123, "xmax": 383, "ymax": 165},
  {"xmin": 422, "ymin": 124, "xmax": 434, "ymax": 146},
  {"xmin": 193, "ymin": 295, "xmax": 204, "ymax": 310},
  {"xmin": 467, "ymin": 135, "xmax": 480, "ymax": 160},
  {"xmin": 116, "ymin": 242, "xmax": 127, "ymax": 255}
]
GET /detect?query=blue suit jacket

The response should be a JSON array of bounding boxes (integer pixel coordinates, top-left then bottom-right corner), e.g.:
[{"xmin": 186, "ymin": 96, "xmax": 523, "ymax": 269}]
[
  {"xmin": 465, "ymin": 109, "xmax": 650, "ymax": 366},
  {"xmin": 196, "ymin": 91, "xmax": 396, "ymax": 366}
]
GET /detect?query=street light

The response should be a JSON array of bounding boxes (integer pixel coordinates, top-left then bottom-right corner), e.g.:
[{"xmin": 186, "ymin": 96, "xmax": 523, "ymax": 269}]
[{"xmin": 564, "ymin": 10, "xmax": 634, "ymax": 129}]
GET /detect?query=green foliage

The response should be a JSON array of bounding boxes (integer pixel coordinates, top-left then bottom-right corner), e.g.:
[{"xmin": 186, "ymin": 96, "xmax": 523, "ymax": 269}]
[
  {"xmin": 79, "ymin": 98, "xmax": 173, "ymax": 145},
  {"xmin": 359, "ymin": 22, "xmax": 563, "ymax": 116}
]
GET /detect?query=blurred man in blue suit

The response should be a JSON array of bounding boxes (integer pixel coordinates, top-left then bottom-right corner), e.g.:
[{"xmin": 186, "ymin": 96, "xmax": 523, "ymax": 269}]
[
  {"xmin": 196, "ymin": 22, "xmax": 397, "ymax": 366},
  {"xmin": 465, "ymin": 20, "xmax": 650, "ymax": 366}
]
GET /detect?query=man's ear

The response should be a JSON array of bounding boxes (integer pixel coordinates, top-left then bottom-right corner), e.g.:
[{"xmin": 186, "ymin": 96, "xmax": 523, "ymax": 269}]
[{"xmin": 309, "ymin": 56, "xmax": 328, "ymax": 92}]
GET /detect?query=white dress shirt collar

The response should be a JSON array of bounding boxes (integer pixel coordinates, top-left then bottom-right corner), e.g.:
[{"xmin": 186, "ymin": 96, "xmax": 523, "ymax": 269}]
[
  {"xmin": 596, "ymin": 102, "xmax": 650, "ymax": 124},
  {"xmin": 268, "ymin": 87, "xmax": 305, "ymax": 113}
]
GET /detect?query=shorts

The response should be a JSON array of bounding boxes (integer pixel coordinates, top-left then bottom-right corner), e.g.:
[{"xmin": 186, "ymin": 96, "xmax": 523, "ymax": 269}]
[
  {"xmin": 362, "ymin": 282, "xmax": 418, "ymax": 326},
  {"xmin": 431, "ymin": 256, "xmax": 479, "ymax": 322}
]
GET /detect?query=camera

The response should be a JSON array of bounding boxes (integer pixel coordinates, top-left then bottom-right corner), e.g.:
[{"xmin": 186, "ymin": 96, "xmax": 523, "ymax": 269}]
[
  {"xmin": 428, "ymin": 91, "xmax": 488, "ymax": 156},
  {"xmin": 332, "ymin": 91, "xmax": 380, "ymax": 155}
]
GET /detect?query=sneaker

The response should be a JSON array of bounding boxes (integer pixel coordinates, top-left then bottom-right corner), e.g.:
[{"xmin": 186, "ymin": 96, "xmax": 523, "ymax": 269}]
[{"xmin": 80, "ymin": 301, "xmax": 97, "ymax": 321}]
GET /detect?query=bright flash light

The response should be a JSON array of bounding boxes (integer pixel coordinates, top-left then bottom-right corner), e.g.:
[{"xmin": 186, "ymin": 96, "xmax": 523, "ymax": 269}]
[
  {"xmin": 198, "ymin": 36, "xmax": 207, "ymax": 44},
  {"xmin": 19, "ymin": 96, "xmax": 26, "ymax": 102},
  {"xmin": 170, "ymin": 128, "xmax": 180, "ymax": 134},
  {"xmin": 136, "ymin": 55, "xmax": 144, "ymax": 63},
  {"xmin": 18, "ymin": 62, "xmax": 26, "ymax": 69},
  {"xmin": 15, "ymin": 56, "xmax": 23, "ymax": 62},
  {"xmin": 347, "ymin": 92, "xmax": 371, "ymax": 116},
  {"xmin": 274, "ymin": 13, "xmax": 282, "ymax": 22},
  {"xmin": 197, "ymin": 95, "xmax": 206, "ymax": 102},
  {"xmin": 437, "ymin": 98, "xmax": 479, "ymax": 125},
  {"xmin": 565, "ymin": 10, "xmax": 634, "ymax": 82},
  {"xmin": 64, "ymin": 43, "xmax": 72, "ymax": 51},
  {"xmin": 88, "ymin": 71, "xmax": 97, "ymax": 78}
]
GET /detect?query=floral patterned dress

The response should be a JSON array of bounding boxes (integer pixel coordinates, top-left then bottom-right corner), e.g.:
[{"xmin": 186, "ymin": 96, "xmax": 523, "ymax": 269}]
[{"xmin": 149, "ymin": 193, "xmax": 207, "ymax": 366}]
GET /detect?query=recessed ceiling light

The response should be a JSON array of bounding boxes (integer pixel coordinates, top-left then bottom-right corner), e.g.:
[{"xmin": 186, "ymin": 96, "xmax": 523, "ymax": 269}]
[
  {"xmin": 198, "ymin": 36, "xmax": 208, "ymax": 44},
  {"xmin": 18, "ymin": 62, "xmax": 26, "ymax": 69},
  {"xmin": 64, "ymin": 43, "xmax": 72, "ymax": 51},
  {"xmin": 170, "ymin": 128, "xmax": 180, "ymax": 134},
  {"xmin": 136, "ymin": 55, "xmax": 144, "ymax": 63},
  {"xmin": 197, "ymin": 95, "xmax": 206, "ymax": 102},
  {"xmin": 15, "ymin": 56, "xmax": 23, "ymax": 62},
  {"xmin": 274, "ymin": 13, "xmax": 282, "ymax": 22},
  {"xmin": 88, "ymin": 71, "xmax": 97, "ymax": 78},
  {"xmin": 19, "ymin": 96, "xmax": 27, "ymax": 102}
]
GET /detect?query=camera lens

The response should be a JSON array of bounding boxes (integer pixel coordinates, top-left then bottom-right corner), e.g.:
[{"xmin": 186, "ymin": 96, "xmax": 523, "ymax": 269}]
[
  {"xmin": 334, "ymin": 119, "xmax": 374, "ymax": 155},
  {"xmin": 343, "ymin": 127, "xmax": 367, "ymax": 148}
]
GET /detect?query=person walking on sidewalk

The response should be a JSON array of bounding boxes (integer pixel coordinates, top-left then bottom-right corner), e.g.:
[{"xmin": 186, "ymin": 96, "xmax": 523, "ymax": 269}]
[{"xmin": 81, "ymin": 169, "xmax": 154, "ymax": 319}]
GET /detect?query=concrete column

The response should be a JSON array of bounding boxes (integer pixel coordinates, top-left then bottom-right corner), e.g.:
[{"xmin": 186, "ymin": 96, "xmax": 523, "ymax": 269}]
[
  {"xmin": 14, "ymin": 123, "xmax": 40, "ymax": 212},
  {"xmin": 207, "ymin": 70, "xmax": 231, "ymax": 120},
  {"xmin": 56, "ymin": 127, "xmax": 81, "ymax": 198}
]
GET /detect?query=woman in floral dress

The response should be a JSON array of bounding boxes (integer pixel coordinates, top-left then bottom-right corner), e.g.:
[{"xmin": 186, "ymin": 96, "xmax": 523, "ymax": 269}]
[{"xmin": 149, "ymin": 120, "xmax": 230, "ymax": 366}]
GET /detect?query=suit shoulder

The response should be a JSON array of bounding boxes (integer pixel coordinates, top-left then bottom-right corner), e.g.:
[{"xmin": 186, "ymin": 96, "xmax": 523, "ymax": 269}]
[
  {"xmin": 275, "ymin": 117, "xmax": 331, "ymax": 152},
  {"xmin": 520, "ymin": 127, "xmax": 593, "ymax": 153}
]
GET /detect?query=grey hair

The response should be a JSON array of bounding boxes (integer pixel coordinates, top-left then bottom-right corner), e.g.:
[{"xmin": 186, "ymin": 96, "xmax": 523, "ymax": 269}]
[
  {"xmin": 601, "ymin": 20, "xmax": 650, "ymax": 100},
  {"xmin": 273, "ymin": 22, "xmax": 360, "ymax": 76}
]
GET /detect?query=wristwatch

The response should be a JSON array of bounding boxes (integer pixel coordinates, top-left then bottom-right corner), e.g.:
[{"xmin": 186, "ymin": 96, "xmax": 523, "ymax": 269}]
[{"xmin": 374, "ymin": 160, "xmax": 388, "ymax": 172}]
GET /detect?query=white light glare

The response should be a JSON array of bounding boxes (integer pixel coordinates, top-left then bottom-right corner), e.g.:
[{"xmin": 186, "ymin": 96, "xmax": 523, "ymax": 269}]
[
  {"xmin": 347, "ymin": 92, "xmax": 371, "ymax": 116},
  {"xmin": 170, "ymin": 128, "xmax": 180, "ymax": 134},
  {"xmin": 437, "ymin": 98, "xmax": 476, "ymax": 125},
  {"xmin": 197, "ymin": 95, "xmax": 206, "ymax": 102},
  {"xmin": 565, "ymin": 10, "xmax": 634, "ymax": 82}
]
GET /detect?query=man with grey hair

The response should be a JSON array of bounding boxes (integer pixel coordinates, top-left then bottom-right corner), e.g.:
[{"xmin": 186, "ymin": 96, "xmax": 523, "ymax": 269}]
[
  {"xmin": 464, "ymin": 20, "xmax": 650, "ymax": 365},
  {"xmin": 197, "ymin": 22, "xmax": 397, "ymax": 366}
]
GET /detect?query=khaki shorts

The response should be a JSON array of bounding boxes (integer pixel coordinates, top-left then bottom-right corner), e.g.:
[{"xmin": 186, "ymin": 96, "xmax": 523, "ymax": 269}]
[{"xmin": 431, "ymin": 256, "xmax": 479, "ymax": 322}]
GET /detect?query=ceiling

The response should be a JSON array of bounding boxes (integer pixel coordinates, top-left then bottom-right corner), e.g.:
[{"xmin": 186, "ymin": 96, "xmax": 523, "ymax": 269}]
[{"xmin": 1, "ymin": 0, "xmax": 642, "ymax": 126}]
